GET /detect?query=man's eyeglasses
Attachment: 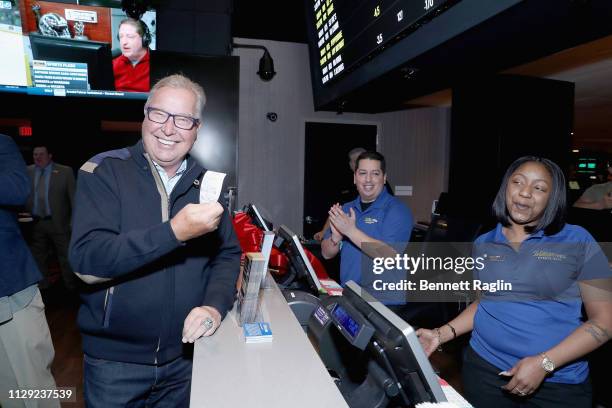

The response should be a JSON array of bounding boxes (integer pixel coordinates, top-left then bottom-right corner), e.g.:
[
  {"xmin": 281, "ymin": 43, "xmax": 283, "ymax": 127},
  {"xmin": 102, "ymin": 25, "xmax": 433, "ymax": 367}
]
[{"xmin": 145, "ymin": 107, "xmax": 200, "ymax": 130}]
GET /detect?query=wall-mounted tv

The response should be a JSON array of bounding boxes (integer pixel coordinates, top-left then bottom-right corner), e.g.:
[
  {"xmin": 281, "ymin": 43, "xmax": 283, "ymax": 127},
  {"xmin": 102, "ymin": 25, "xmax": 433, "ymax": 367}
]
[
  {"xmin": 305, "ymin": 0, "xmax": 555, "ymax": 112},
  {"xmin": 0, "ymin": 0, "xmax": 156, "ymax": 99},
  {"xmin": 305, "ymin": 0, "xmax": 612, "ymax": 112},
  {"xmin": 309, "ymin": 0, "xmax": 461, "ymax": 86}
]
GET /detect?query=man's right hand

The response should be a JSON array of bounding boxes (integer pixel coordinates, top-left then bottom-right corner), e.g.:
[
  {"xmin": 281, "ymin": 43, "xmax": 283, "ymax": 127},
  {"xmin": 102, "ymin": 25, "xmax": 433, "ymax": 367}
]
[{"xmin": 170, "ymin": 202, "xmax": 223, "ymax": 242}]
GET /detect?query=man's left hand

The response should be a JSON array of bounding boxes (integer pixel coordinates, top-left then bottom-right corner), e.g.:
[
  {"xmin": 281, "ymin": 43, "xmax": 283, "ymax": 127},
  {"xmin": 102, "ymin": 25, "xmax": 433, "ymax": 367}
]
[
  {"xmin": 329, "ymin": 206, "xmax": 356, "ymax": 236},
  {"xmin": 500, "ymin": 355, "xmax": 548, "ymax": 397},
  {"xmin": 182, "ymin": 305, "xmax": 221, "ymax": 343}
]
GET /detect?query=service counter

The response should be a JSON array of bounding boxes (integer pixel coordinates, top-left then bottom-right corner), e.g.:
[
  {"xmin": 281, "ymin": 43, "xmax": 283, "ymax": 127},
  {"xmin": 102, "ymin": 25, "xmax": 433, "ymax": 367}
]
[{"xmin": 190, "ymin": 282, "xmax": 348, "ymax": 408}]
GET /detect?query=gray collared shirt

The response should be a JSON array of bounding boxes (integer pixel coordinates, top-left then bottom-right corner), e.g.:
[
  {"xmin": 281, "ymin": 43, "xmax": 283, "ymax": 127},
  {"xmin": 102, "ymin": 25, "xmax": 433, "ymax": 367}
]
[{"xmin": 151, "ymin": 159, "xmax": 188, "ymax": 194}]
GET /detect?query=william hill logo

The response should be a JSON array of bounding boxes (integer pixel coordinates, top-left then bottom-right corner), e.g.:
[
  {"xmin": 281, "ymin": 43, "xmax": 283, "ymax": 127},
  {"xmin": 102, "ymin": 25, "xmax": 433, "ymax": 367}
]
[
  {"xmin": 364, "ymin": 217, "xmax": 378, "ymax": 224},
  {"xmin": 532, "ymin": 250, "xmax": 567, "ymax": 262}
]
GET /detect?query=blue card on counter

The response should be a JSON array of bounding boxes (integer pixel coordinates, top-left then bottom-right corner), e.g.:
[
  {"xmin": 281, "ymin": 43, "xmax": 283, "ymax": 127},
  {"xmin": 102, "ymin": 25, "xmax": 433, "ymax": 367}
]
[{"xmin": 243, "ymin": 322, "xmax": 273, "ymax": 343}]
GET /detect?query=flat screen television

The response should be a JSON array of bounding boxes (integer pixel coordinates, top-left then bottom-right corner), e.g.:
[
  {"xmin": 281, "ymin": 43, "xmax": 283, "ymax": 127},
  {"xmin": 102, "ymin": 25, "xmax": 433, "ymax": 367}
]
[
  {"xmin": 308, "ymin": 0, "xmax": 461, "ymax": 86},
  {"xmin": 29, "ymin": 33, "xmax": 115, "ymax": 92},
  {"xmin": 0, "ymin": 0, "xmax": 156, "ymax": 99},
  {"xmin": 304, "ymin": 0, "xmax": 465, "ymax": 109},
  {"xmin": 304, "ymin": 0, "xmax": 531, "ymax": 111}
]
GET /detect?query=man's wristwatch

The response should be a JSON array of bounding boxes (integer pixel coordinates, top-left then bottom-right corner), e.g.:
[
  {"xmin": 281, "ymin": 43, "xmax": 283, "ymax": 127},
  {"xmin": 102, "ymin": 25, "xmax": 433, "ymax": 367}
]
[{"xmin": 540, "ymin": 353, "xmax": 555, "ymax": 373}]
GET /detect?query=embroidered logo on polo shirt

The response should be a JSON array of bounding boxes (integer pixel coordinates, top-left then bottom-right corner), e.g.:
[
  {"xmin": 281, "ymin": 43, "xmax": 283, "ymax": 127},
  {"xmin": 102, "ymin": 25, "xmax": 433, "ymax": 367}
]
[
  {"xmin": 483, "ymin": 254, "xmax": 504, "ymax": 262},
  {"xmin": 532, "ymin": 250, "xmax": 567, "ymax": 262},
  {"xmin": 364, "ymin": 217, "xmax": 378, "ymax": 224}
]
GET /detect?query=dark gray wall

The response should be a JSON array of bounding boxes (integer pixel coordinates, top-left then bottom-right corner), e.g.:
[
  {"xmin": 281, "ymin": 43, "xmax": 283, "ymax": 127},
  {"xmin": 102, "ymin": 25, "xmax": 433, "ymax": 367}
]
[
  {"xmin": 157, "ymin": 0, "xmax": 231, "ymax": 56},
  {"xmin": 450, "ymin": 75, "xmax": 574, "ymax": 221}
]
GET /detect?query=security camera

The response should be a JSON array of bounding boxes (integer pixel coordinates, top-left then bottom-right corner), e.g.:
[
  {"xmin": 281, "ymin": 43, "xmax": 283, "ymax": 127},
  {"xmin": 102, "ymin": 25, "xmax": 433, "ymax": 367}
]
[
  {"xmin": 266, "ymin": 112, "xmax": 278, "ymax": 122},
  {"xmin": 258, "ymin": 50, "xmax": 276, "ymax": 81}
]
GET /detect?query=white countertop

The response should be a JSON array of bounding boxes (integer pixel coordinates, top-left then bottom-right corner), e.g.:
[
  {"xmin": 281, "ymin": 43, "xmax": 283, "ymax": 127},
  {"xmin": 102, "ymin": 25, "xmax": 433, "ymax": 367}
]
[{"xmin": 190, "ymin": 283, "xmax": 349, "ymax": 408}]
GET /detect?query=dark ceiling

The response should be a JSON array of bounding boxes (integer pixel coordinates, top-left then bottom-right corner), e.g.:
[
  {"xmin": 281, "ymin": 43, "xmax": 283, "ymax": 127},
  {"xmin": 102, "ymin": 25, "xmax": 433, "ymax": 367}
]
[
  {"xmin": 232, "ymin": 0, "xmax": 307, "ymax": 43},
  {"xmin": 230, "ymin": 0, "xmax": 611, "ymax": 152}
]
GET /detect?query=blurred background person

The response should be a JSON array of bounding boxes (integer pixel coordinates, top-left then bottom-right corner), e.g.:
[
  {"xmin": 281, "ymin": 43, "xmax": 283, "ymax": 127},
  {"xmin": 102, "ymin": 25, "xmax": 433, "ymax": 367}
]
[
  {"xmin": 26, "ymin": 144, "xmax": 76, "ymax": 290},
  {"xmin": 0, "ymin": 134, "xmax": 59, "ymax": 408},
  {"xmin": 573, "ymin": 165, "xmax": 612, "ymax": 210}
]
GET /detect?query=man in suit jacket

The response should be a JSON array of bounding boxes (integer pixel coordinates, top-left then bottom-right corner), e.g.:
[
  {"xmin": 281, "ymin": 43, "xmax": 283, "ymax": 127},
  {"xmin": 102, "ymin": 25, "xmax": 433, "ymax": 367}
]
[
  {"xmin": 0, "ymin": 134, "xmax": 59, "ymax": 408},
  {"xmin": 27, "ymin": 145, "xmax": 76, "ymax": 290}
]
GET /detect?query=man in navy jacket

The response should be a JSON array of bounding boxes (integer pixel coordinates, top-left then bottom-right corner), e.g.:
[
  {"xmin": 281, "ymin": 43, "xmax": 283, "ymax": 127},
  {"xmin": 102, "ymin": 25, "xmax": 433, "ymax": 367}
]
[
  {"xmin": 69, "ymin": 74, "xmax": 241, "ymax": 407},
  {"xmin": 0, "ymin": 134, "xmax": 59, "ymax": 407}
]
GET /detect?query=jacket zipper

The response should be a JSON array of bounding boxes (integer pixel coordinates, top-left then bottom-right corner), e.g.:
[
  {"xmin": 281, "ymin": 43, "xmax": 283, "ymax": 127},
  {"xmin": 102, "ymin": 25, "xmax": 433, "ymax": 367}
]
[
  {"xmin": 154, "ymin": 196, "xmax": 172, "ymax": 365},
  {"xmin": 102, "ymin": 286, "xmax": 114, "ymax": 328},
  {"xmin": 145, "ymin": 155, "xmax": 198, "ymax": 364}
]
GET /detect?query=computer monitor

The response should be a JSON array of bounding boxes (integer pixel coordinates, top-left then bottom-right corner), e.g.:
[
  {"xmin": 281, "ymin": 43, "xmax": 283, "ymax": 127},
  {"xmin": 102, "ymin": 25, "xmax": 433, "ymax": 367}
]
[
  {"xmin": 273, "ymin": 225, "xmax": 323, "ymax": 294},
  {"xmin": 245, "ymin": 203, "xmax": 271, "ymax": 232},
  {"xmin": 575, "ymin": 157, "xmax": 598, "ymax": 175},
  {"xmin": 308, "ymin": 281, "xmax": 446, "ymax": 407},
  {"xmin": 29, "ymin": 33, "xmax": 114, "ymax": 91}
]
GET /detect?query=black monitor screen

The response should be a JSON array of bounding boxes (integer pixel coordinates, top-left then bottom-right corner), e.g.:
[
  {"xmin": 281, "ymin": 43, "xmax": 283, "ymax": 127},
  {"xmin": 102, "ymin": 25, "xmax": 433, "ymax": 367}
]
[
  {"xmin": 307, "ymin": 0, "xmax": 460, "ymax": 86},
  {"xmin": 274, "ymin": 225, "xmax": 323, "ymax": 294},
  {"xmin": 0, "ymin": 1, "xmax": 156, "ymax": 99},
  {"xmin": 576, "ymin": 157, "xmax": 599, "ymax": 175},
  {"xmin": 304, "ymin": 0, "xmax": 527, "ymax": 111},
  {"xmin": 245, "ymin": 203, "xmax": 272, "ymax": 232},
  {"xmin": 342, "ymin": 281, "xmax": 446, "ymax": 405},
  {"xmin": 29, "ymin": 34, "xmax": 114, "ymax": 93}
]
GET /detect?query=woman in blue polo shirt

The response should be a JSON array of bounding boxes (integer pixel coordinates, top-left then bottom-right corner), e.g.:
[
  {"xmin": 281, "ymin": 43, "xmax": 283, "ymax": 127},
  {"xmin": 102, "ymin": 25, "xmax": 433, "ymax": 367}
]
[{"xmin": 417, "ymin": 156, "xmax": 612, "ymax": 408}]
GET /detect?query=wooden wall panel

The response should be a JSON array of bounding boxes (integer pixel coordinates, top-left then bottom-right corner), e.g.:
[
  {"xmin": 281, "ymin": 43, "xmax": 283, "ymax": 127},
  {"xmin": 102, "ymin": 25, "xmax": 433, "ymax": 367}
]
[
  {"xmin": 378, "ymin": 108, "xmax": 451, "ymax": 224},
  {"xmin": 21, "ymin": 0, "xmax": 112, "ymax": 43}
]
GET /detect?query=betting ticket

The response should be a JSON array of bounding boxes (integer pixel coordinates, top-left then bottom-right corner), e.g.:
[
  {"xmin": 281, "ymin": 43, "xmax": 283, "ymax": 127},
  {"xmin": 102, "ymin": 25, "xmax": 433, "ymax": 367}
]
[{"xmin": 199, "ymin": 171, "xmax": 226, "ymax": 204}]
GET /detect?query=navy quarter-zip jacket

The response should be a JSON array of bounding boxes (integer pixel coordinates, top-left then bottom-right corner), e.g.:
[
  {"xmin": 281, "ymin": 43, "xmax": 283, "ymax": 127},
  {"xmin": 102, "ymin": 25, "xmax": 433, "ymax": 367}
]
[{"xmin": 69, "ymin": 141, "xmax": 241, "ymax": 364}]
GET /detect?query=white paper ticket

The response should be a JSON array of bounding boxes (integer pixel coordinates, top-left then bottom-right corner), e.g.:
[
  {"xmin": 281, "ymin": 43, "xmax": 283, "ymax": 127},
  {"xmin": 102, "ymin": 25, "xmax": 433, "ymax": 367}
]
[{"xmin": 199, "ymin": 171, "xmax": 226, "ymax": 204}]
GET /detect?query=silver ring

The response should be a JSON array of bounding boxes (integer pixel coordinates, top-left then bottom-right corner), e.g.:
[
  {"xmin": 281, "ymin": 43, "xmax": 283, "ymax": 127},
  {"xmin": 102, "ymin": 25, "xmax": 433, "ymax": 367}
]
[
  {"xmin": 202, "ymin": 317, "xmax": 213, "ymax": 330},
  {"xmin": 518, "ymin": 391, "xmax": 526, "ymax": 396}
]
